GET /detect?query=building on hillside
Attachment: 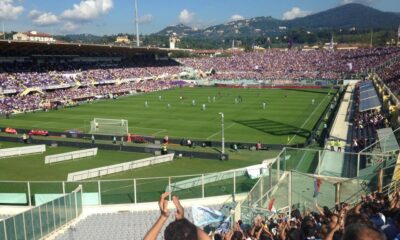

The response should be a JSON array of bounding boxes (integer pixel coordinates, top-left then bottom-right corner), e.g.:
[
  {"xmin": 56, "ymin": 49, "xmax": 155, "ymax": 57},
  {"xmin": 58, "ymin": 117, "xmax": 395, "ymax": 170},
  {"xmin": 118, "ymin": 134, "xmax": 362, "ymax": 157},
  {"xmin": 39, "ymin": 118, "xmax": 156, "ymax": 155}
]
[
  {"xmin": 169, "ymin": 34, "xmax": 180, "ymax": 49},
  {"xmin": 115, "ymin": 35, "xmax": 131, "ymax": 44},
  {"xmin": 13, "ymin": 31, "xmax": 55, "ymax": 42}
]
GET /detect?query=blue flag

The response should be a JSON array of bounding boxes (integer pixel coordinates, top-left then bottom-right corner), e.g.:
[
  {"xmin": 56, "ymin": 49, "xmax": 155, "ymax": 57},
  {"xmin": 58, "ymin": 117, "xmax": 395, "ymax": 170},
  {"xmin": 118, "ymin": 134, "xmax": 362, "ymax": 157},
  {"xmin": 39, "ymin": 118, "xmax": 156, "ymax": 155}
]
[
  {"xmin": 192, "ymin": 205, "xmax": 224, "ymax": 226},
  {"xmin": 215, "ymin": 216, "xmax": 231, "ymax": 234}
]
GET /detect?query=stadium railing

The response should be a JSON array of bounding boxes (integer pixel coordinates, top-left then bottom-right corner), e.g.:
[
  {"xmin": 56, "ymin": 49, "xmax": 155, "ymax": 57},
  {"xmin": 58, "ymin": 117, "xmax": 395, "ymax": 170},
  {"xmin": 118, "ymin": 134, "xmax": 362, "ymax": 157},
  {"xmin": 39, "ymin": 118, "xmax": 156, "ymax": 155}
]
[
  {"xmin": 0, "ymin": 186, "xmax": 82, "ymax": 240},
  {"xmin": 0, "ymin": 145, "xmax": 46, "ymax": 158},
  {"xmin": 45, "ymin": 148, "xmax": 98, "ymax": 164},
  {"xmin": 0, "ymin": 167, "xmax": 261, "ymax": 206},
  {"xmin": 239, "ymin": 147, "xmax": 399, "ymax": 224},
  {"xmin": 67, "ymin": 153, "xmax": 174, "ymax": 181}
]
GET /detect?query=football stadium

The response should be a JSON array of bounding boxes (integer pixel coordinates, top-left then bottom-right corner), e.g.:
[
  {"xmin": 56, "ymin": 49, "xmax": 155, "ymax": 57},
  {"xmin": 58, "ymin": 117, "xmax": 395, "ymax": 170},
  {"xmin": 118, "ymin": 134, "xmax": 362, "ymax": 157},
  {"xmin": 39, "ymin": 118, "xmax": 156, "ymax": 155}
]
[{"xmin": 1, "ymin": 1, "xmax": 400, "ymax": 240}]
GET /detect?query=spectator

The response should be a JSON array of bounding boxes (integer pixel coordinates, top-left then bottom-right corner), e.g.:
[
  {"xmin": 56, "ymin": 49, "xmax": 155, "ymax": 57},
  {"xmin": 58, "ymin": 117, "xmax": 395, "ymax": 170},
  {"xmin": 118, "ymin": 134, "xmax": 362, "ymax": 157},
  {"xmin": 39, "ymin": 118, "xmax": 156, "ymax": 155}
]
[{"xmin": 144, "ymin": 192, "xmax": 211, "ymax": 240}]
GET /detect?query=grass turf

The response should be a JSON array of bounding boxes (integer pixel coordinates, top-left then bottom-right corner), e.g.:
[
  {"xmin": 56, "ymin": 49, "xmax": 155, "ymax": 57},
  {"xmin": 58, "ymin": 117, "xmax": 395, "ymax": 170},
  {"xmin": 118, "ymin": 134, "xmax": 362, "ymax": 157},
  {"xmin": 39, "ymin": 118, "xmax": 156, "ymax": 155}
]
[
  {"xmin": 0, "ymin": 87, "xmax": 336, "ymax": 144},
  {"xmin": 0, "ymin": 86, "xmax": 334, "ymax": 203},
  {"xmin": 0, "ymin": 142, "xmax": 279, "ymax": 181},
  {"xmin": 0, "ymin": 142, "xmax": 279, "ymax": 203}
]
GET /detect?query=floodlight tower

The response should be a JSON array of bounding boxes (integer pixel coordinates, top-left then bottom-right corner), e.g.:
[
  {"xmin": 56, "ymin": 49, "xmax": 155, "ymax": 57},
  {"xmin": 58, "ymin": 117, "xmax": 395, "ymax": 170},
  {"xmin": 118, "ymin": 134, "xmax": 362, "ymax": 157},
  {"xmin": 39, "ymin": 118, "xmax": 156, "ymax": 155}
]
[
  {"xmin": 219, "ymin": 112, "xmax": 225, "ymax": 154},
  {"xmin": 2, "ymin": 22, "xmax": 5, "ymax": 40},
  {"xmin": 134, "ymin": 0, "xmax": 140, "ymax": 47}
]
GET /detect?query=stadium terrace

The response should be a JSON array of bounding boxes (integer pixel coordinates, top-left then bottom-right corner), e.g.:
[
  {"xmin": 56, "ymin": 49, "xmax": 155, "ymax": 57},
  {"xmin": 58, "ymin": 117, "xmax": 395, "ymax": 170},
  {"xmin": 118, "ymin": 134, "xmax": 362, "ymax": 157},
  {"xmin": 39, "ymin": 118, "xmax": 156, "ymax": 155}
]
[{"xmin": 0, "ymin": 40, "xmax": 399, "ymax": 240}]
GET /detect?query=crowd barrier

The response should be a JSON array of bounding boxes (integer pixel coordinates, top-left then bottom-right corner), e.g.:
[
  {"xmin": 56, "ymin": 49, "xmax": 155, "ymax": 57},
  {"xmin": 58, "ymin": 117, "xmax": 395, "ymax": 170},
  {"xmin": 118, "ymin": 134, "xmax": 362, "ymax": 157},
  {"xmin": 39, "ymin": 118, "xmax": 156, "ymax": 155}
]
[
  {"xmin": 0, "ymin": 186, "xmax": 82, "ymax": 240},
  {"xmin": 45, "ymin": 148, "xmax": 98, "ymax": 164},
  {"xmin": 0, "ymin": 145, "xmax": 46, "ymax": 158},
  {"xmin": 67, "ymin": 153, "xmax": 174, "ymax": 181},
  {"xmin": 166, "ymin": 168, "xmax": 248, "ymax": 192}
]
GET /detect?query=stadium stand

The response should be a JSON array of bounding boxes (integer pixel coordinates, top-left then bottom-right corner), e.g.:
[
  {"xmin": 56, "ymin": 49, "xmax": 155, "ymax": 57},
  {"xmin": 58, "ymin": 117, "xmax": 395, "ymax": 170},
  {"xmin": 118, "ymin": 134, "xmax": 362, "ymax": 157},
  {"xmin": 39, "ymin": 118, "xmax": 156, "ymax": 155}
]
[
  {"xmin": 1, "ymin": 46, "xmax": 400, "ymax": 116},
  {"xmin": 376, "ymin": 61, "xmax": 400, "ymax": 99},
  {"xmin": 54, "ymin": 203, "xmax": 223, "ymax": 240},
  {"xmin": 1, "ymin": 42, "xmax": 400, "ymax": 240},
  {"xmin": 181, "ymin": 47, "xmax": 400, "ymax": 80},
  {"xmin": 351, "ymin": 82, "xmax": 386, "ymax": 153}
]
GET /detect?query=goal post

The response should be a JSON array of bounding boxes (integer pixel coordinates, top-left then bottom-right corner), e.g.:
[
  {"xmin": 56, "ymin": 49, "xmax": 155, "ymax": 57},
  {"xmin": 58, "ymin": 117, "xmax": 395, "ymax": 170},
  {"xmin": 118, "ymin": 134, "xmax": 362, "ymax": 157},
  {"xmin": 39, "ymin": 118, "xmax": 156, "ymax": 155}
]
[{"xmin": 90, "ymin": 118, "xmax": 128, "ymax": 136}]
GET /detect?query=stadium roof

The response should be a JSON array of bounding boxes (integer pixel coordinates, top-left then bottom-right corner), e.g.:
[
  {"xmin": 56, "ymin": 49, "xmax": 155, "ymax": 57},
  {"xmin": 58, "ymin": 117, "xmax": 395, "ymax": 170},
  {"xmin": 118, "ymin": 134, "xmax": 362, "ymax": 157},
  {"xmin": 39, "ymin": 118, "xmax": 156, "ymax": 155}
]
[
  {"xmin": 359, "ymin": 80, "xmax": 381, "ymax": 112},
  {"xmin": 376, "ymin": 128, "xmax": 400, "ymax": 153},
  {"xmin": 0, "ymin": 40, "xmax": 170, "ymax": 58}
]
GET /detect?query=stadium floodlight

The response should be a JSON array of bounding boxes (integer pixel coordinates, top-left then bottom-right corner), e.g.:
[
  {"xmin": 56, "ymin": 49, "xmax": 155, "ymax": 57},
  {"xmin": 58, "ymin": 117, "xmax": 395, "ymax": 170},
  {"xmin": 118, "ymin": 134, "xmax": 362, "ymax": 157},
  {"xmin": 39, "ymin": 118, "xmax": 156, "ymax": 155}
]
[
  {"xmin": 2, "ymin": 22, "xmax": 5, "ymax": 40},
  {"xmin": 219, "ymin": 112, "xmax": 225, "ymax": 154},
  {"xmin": 134, "ymin": 0, "xmax": 140, "ymax": 47}
]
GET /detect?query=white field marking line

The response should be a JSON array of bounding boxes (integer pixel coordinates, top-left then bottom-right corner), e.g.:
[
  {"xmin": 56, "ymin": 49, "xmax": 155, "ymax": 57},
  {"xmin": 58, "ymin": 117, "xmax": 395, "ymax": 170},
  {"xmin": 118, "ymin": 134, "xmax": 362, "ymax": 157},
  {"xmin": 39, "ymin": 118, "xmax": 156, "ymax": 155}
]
[
  {"xmin": 206, "ymin": 123, "xmax": 236, "ymax": 140},
  {"xmin": 295, "ymin": 150, "xmax": 309, "ymax": 170},
  {"xmin": 287, "ymin": 95, "xmax": 330, "ymax": 145}
]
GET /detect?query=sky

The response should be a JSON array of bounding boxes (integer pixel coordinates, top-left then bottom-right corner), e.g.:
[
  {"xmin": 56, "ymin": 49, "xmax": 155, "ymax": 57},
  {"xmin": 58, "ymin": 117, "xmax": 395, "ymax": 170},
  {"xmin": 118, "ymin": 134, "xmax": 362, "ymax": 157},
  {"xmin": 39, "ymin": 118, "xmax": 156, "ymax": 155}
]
[{"xmin": 0, "ymin": 0, "xmax": 399, "ymax": 35}]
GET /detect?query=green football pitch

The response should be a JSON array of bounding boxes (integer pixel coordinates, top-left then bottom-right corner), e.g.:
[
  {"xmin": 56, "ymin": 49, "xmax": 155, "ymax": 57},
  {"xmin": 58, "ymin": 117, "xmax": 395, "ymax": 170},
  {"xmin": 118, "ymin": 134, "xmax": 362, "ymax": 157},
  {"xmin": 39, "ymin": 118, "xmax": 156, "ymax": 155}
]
[
  {"xmin": 0, "ymin": 87, "xmax": 335, "ymax": 144},
  {"xmin": 0, "ymin": 141, "xmax": 280, "ymax": 181}
]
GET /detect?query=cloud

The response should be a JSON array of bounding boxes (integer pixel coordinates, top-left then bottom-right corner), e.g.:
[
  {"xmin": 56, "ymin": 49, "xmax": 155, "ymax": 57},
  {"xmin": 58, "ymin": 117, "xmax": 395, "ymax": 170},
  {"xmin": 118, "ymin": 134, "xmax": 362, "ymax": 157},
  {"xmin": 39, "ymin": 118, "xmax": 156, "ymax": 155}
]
[
  {"xmin": 29, "ymin": 10, "xmax": 59, "ymax": 26},
  {"xmin": 138, "ymin": 14, "xmax": 153, "ymax": 24},
  {"xmin": 62, "ymin": 22, "xmax": 79, "ymax": 32},
  {"xmin": 62, "ymin": 0, "xmax": 113, "ymax": 22},
  {"xmin": 340, "ymin": 0, "xmax": 377, "ymax": 5},
  {"xmin": 282, "ymin": 7, "xmax": 312, "ymax": 20},
  {"xmin": 178, "ymin": 9, "xmax": 195, "ymax": 25},
  {"xmin": 0, "ymin": 0, "xmax": 24, "ymax": 20},
  {"xmin": 230, "ymin": 14, "xmax": 244, "ymax": 22}
]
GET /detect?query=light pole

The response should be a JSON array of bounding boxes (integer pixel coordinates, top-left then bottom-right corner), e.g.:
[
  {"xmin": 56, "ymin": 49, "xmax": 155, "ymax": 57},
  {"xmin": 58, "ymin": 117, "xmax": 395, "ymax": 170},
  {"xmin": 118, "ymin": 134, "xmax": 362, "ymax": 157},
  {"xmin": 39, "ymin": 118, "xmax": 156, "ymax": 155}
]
[
  {"xmin": 134, "ymin": 0, "xmax": 140, "ymax": 47},
  {"xmin": 219, "ymin": 112, "xmax": 225, "ymax": 154}
]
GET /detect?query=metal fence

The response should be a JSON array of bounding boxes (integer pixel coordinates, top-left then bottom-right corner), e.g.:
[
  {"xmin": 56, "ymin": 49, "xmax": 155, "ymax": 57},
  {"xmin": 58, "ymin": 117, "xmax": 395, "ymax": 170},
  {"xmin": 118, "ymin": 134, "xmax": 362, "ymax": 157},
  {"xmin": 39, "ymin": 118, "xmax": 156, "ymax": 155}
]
[
  {"xmin": 0, "ymin": 169, "xmax": 260, "ymax": 206},
  {"xmin": 240, "ymin": 147, "xmax": 399, "ymax": 224},
  {"xmin": 0, "ymin": 186, "xmax": 82, "ymax": 240}
]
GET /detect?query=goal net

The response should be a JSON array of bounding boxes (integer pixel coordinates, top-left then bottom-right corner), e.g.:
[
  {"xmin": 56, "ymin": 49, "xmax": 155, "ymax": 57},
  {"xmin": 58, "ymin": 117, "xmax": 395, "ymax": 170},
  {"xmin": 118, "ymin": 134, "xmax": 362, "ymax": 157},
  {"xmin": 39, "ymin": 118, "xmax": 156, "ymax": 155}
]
[{"xmin": 90, "ymin": 118, "xmax": 128, "ymax": 136}]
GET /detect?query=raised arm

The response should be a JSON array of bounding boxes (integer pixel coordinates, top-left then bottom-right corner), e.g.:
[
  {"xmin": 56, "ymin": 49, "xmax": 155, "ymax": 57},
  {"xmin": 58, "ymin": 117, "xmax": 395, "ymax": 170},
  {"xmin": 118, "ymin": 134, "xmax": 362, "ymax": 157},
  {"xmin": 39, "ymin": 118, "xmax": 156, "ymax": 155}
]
[
  {"xmin": 172, "ymin": 195, "xmax": 211, "ymax": 240},
  {"xmin": 144, "ymin": 192, "xmax": 170, "ymax": 240}
]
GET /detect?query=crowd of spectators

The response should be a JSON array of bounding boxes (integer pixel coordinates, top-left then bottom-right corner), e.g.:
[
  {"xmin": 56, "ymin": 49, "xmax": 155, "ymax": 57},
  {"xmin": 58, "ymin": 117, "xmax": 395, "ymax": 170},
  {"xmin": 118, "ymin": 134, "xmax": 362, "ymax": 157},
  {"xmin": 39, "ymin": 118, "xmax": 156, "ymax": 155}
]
[
  {"xmin": 0, "ymin": 94, "xmax": 42, "ymax": 114},
  {"xmin": 181, "ymin": 47, "xmax": 400, "ymax": 81},
  {"xmin": 1, "ymin": 47, "xmax": 399, "ymax": 116},
  {"xmin": 0, "ymin": 57, "xmax": 186, "ymax": 115},
  {"xmin": 376, "ymin": 61, "xmax": 400, "ymax": 98},
  {"xmin": 351, "ymin": 82, "xmax": 388, "ymax": 152},
  {"xmin": 0, "ymin": 60, "xmax": 182, "ymax": 91},
  {"xmin": 147, "ymin": 188, "xmax": 400, "ymax": 240},
  {"xmin": 0, "ymin": 79, "xmax": 189, "ymax": 114}
]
